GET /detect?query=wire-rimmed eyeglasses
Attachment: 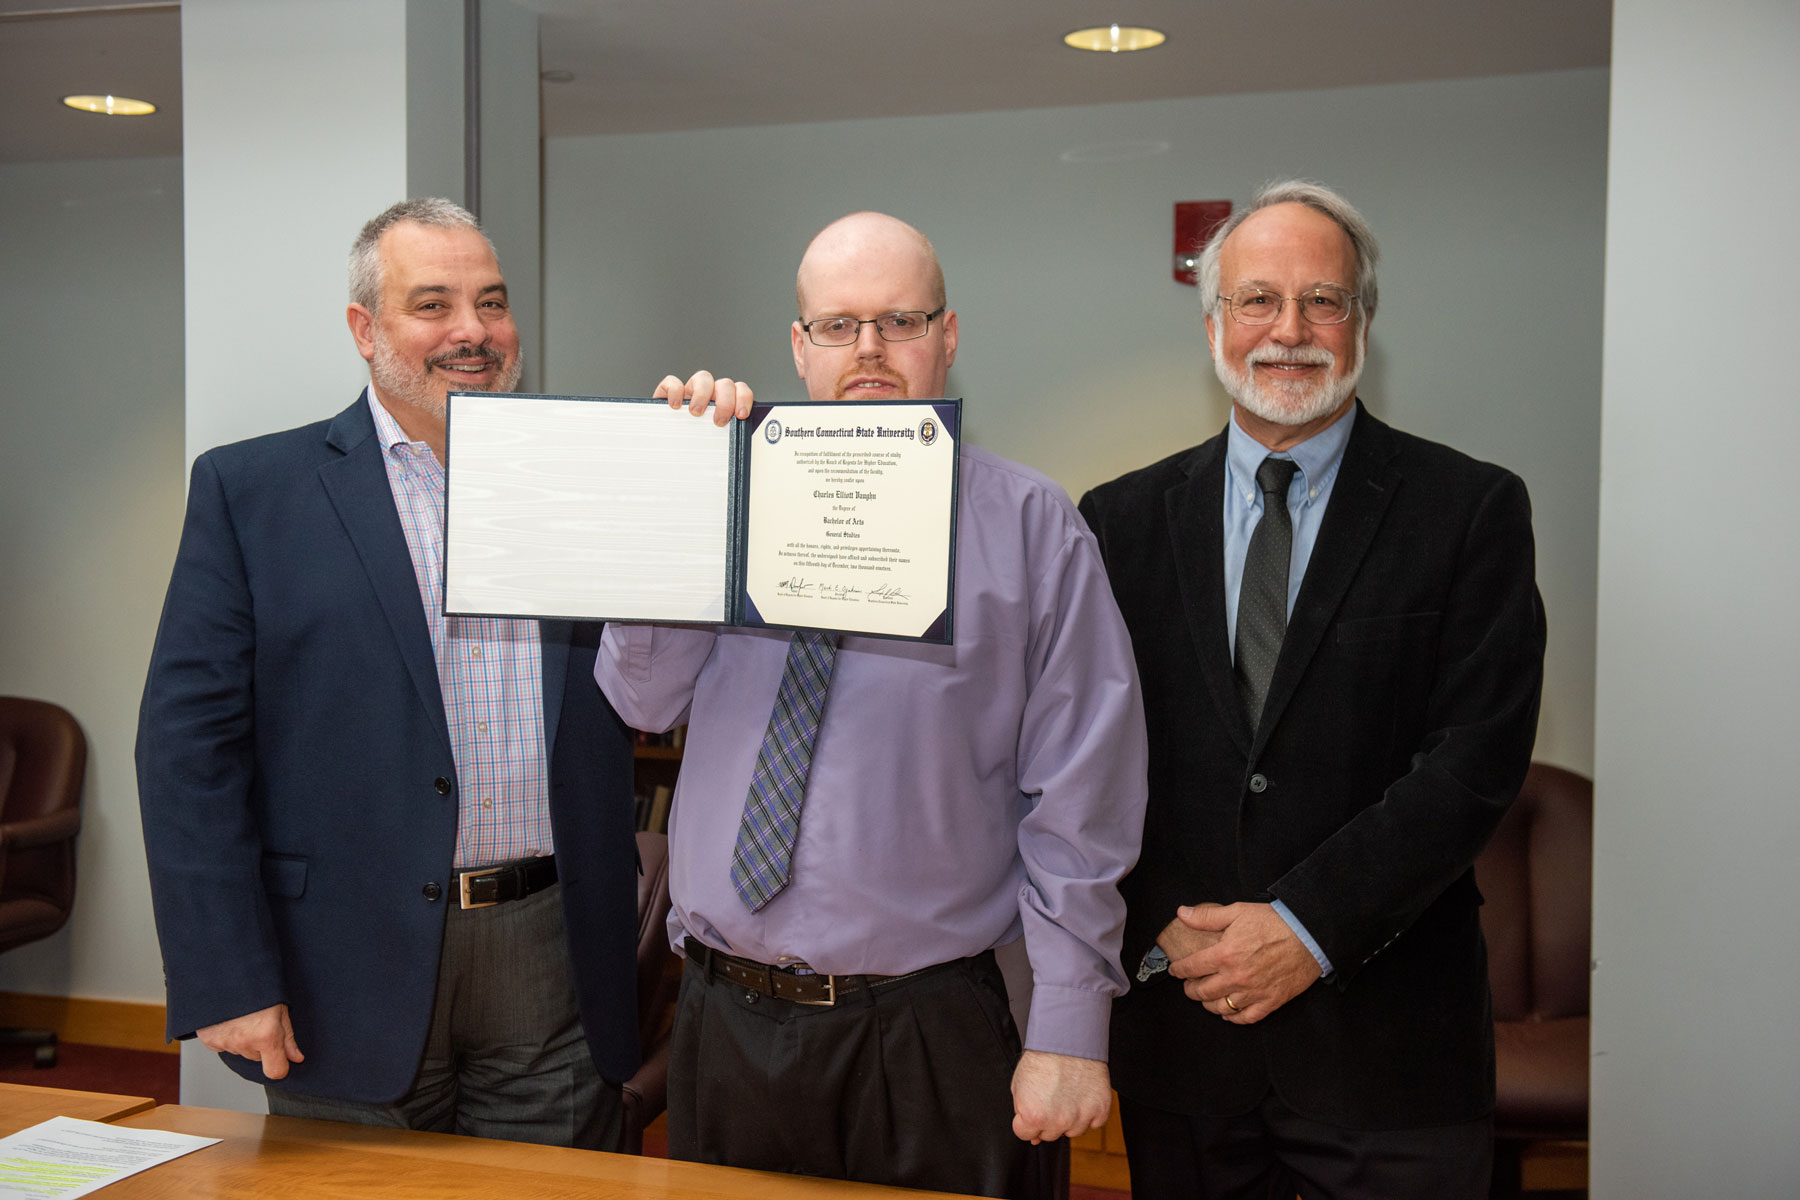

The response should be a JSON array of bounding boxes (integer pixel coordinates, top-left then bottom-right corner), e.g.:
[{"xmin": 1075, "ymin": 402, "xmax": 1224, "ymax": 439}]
[
  {"xmin": 799, "ymin": 307, "xmax": 946, "ymax": 347},
  {"xmin": 1219, "ymin": 285, "xmax": 1360, "ymax": 326}
]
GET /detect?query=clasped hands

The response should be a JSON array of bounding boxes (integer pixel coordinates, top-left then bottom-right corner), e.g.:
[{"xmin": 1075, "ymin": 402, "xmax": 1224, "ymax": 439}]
[{"xmin": 1156, "ymin": 901, "xmax": 1322, "ymax": 1024}]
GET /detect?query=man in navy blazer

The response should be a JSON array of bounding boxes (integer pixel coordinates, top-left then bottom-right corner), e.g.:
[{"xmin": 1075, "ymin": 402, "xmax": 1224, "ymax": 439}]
[
  {"xmin": 137, "ymin": 199, "xmax": 640, "ymax": 1148},
  {"xmin": 1079, "ymin": 182, "xmax": 1545, "ymax": 1197}
]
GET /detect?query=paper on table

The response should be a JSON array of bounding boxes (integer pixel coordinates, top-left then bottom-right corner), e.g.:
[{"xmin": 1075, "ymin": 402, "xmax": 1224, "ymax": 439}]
[{"xmin": 0, "ymin": 1115, "xmax": 218, "ymax": 1199}]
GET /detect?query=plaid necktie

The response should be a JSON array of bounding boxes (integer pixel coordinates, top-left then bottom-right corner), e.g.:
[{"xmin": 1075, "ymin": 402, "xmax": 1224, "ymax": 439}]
[
  {"xmin": 1234, "ymin": 456, "xmax": 1299, "ymax": 729},
  {"xmin": 731, "ymin": 629, "xmax": 838, "ymax": 911}
]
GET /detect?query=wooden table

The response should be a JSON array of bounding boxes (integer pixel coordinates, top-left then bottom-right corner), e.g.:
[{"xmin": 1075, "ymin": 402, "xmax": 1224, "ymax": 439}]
[
  {"xmin": 97, "ymin": 1104, "xmax": 971, "ymax": 1198},
  {"xmin": 0, "ymin": 1081, "xmax": 154, "ymax": 1134}
]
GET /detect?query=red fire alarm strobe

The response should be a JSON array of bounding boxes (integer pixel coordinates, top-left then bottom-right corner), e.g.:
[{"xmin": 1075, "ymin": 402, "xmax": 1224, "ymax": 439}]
[{"xmin": 1174, "ymin": 200, "xmax": 1233, "ymax": 286}]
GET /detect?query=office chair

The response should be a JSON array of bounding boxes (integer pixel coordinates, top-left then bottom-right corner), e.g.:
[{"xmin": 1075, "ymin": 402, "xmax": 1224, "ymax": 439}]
[
  {"xmin": 0, "ymin": 697, "xmax": 86, "ymax": 1068},
  {"xmin": 1476, "ymin": 761, "xmax": 1593, "ymax": 1199}
]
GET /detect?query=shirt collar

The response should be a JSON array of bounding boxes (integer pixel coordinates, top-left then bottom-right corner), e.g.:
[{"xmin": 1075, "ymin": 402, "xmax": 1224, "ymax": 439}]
[
  {"xmin": 365, "ymin": 382, "xmax": 430, "ymax": 458},
  {"xmin": 1226, "ymin": 401, "xmax": 1358, "ymax": 504}
]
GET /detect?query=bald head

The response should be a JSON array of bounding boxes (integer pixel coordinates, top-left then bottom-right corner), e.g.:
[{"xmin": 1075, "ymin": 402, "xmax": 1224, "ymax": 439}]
[
  {"xmin": 789, "ymin": 211, "xmax": 959, "ymax": 403},
  {"xmin": 796, "ymin": 212, "xmax": 946, "ymax": 315}
]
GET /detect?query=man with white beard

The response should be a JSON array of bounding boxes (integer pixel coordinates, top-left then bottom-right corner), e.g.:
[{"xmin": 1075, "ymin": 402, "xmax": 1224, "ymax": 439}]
[
  {"xmin": 138, "ymin": 199, "xmax": 644, "ymax": 1149},
  {"xmin": 1078, "ymin": 181, "xmax": 1545, "ymax": 1198}
]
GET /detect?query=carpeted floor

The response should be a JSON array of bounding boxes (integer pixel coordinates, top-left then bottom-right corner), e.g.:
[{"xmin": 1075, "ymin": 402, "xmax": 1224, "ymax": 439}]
[{"xmin": 0, "ymin": 1040, "xmax": 180, "ymax": 1105}]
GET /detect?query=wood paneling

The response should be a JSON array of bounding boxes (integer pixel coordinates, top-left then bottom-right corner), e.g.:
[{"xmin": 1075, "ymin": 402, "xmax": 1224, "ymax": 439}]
[{"xmin": 0, "ymin": 994, "xmax": 173, "ymax": 1054}]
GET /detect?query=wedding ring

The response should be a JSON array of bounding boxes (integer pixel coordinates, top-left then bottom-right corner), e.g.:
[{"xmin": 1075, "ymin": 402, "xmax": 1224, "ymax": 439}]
[{"xmin": 1224, "ymin": 995, "xmax": 1240, "ymax": 1012}]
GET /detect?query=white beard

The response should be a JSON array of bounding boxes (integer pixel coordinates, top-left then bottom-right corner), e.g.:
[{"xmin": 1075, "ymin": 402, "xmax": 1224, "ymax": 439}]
[{"xmin": 1212, "ymin": 331, "xmax": 1362, "ymax": 427}]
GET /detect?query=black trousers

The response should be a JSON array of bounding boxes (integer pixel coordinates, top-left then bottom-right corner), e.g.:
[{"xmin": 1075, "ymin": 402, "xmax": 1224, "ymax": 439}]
[
  {"xmin": 669, "ymin": 947, "xmax": 1067, "ymax": 1200},
  {"xmin": 1121, "ymin": 1091, "xmax": 1492, "ymax": 1200}
]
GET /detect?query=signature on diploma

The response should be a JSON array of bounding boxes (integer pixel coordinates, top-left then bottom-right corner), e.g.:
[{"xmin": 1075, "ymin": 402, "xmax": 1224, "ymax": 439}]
[
  {"xmin": 869, "ymin": 584, "xmax": 911, "ymax": 604},
  {"xmin": 777, "ymin": 577, "xmax": 814, "ymax": 597},
  {"xmin": 821, "ymin": 583, "xmax": 863, "ymax": 601}
]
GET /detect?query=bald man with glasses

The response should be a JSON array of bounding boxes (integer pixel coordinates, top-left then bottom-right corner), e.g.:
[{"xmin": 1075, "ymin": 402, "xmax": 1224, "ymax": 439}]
[{"xmin": 596, "ymin": 211, "xmax": 1147, "ymax": 1200}]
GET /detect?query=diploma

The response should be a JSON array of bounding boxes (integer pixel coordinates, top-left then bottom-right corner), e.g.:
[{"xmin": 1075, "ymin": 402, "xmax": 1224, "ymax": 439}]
[
  {"xmin": 742, "ymin": 402, "xmax": 956, "ymax": 640},
  {"xmin": 443, "ymin": 393, "xmax": 960, "ymax": 643}
]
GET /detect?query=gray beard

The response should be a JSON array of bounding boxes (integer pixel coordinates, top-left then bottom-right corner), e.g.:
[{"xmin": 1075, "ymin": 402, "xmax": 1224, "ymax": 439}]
[
  {"xmin": 370, "ymin": 334, "xmax": 523, "ymax": 422},
  {"xmin": 1212, "ymin": 336, "xmax": 1362, "ymax": 427}
]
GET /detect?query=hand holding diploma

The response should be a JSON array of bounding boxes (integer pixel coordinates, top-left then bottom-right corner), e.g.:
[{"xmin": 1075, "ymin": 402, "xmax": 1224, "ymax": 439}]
[
  {"xmin": 657, "ymin": 368, "xmax": 956, "ymax": 637},
  {"xmin": 655, "ymin": 369, "xmax": 757, "ymax": 426}
]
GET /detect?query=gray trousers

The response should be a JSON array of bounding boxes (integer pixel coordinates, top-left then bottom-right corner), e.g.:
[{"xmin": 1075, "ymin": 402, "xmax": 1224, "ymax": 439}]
[{"xmin": 268, "ymin": 882, "xmax": 622, "ymax": 1151}]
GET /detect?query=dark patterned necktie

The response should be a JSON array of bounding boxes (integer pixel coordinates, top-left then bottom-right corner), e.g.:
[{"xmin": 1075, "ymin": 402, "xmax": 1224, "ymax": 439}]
[
  {"xmin": 1234, "ymin": 456, "xmax": 1300, "ymax": 728},
  {"xmin": 731, "ymin": 629, "xmax": 838, "ymax": 911}
]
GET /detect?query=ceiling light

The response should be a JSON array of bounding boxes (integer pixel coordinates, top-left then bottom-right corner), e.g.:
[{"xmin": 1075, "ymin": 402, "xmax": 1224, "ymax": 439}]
[
  {"xmin": 62, "ymin": 94, "xmax": 157, "ymax": 117},
  {"xmin": 1063, "ymin": 25, "xmax": 1166, "ymax": 53}
]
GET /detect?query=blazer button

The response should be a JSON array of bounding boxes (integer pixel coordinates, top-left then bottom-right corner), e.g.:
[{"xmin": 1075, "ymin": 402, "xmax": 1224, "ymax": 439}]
[
  {"xmin": 422, "ymin": 882, "xmax": 442, "ymax": 902},
  {"xmin": 1248, "ymin": 773, "xmax": 1269, "ymax": 794},
  {"xmin": 434, "ymin": 777, "xmax": 453, "ymax": 795}
]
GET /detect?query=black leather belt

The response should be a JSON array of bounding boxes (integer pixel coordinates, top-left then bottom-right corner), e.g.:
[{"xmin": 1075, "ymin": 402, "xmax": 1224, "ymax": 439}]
[
  {"xmin": 458, "ymin": 856, "xmax": 557, "ymax": 910},
  {"xmin": 684, "ymin": 936, "xmax": 972, "ymax": 1007}
]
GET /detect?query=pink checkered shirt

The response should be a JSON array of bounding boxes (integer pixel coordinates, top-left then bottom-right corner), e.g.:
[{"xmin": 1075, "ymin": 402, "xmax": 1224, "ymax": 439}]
[{"xmin": 367, "ymin": 388, "xmax": 551, "ymax": 868}]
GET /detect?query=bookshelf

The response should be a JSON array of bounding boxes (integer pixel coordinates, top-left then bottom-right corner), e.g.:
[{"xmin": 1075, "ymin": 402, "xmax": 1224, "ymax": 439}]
[{"xmin": 633, "ymin": 727, "xmax": 684, "ymax": 832}]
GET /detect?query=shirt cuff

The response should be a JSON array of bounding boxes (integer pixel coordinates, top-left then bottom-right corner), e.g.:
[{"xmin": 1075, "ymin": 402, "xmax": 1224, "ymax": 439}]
[
  {"xmin": 1022, "ymin": 983, "xmax": 1112, "ymax": 1062},
  {"xmin": 1272, "ymin": 898, "xmax": 1334, "ymax": 977}
]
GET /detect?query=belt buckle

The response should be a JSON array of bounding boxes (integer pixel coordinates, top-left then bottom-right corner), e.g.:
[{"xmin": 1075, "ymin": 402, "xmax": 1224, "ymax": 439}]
[
  {"xmin": 458, "ymin": 866, "xmax": 502, "ymax": 910},
  {"xmin": 794, "ymin": 974, "xmax": 837, "ymax": 1007}
]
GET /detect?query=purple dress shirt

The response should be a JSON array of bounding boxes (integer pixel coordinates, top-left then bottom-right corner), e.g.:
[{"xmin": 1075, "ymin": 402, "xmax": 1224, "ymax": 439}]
[{"xmin": 597, "ymin": 445, "xmax": 1147, "ymax": 1061}]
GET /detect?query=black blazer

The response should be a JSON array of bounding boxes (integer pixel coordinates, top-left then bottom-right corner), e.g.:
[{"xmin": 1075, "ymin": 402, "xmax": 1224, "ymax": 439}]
[
  {"xmin": 1078, "ymin": 404, "xmax": 1544, "ymax": 1128},
  {"xmin": 137, "ymin": 394, "xmax": 641, "ymax": 1101}
]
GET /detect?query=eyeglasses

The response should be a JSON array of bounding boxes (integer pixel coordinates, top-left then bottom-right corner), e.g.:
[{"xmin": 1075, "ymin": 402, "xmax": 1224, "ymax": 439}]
[
  {"xmin": 799, "ymin": 307, "xmax": 946, "ymax": 347},
  {"xmin": 1219, "ymin": 285, "xmax": 1359, "ymax": 326}
]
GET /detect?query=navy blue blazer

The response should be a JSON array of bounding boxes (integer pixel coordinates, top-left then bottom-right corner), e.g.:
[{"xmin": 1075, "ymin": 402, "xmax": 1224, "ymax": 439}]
[
  {"xmin": 1079, "ymin": 405, "xmax": 1545, "ymax": 1129},
  {"xmin": 137, "ymin": 394, "xmax": 640, "ymax": 1101}
]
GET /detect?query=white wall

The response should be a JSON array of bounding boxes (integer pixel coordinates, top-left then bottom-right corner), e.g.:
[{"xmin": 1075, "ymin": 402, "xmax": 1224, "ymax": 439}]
[
  {"xmin": 404, "ymin": 0, "xmax": 468, "ymax": 209},
  {"xmin": 1591, "ymin": 1, "xmax": 1800, "ymax": 1194},
  {"xmin": 0, "ymin": 156, "xmax": 186, "ymax": 1003},
  {"xmin": 544, "ymin": 68, "xmax": 1608, "ymax": 773},
  {"xmin": 476, "ymin": 0, "xmax": 543, "ymax": 391},
  {"xmin": 182, "ymin": 0, "xmax": 417, "ymax": 459}
]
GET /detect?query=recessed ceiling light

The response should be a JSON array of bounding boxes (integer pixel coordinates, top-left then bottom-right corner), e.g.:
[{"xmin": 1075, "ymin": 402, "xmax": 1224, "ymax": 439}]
[
  {"xmin": 62, "ymin": 94, "xmax": 157, "ymax": 116},
  {"xmin": 540, "ymin": 69, "xmax": 575, "ymax": 84},
  {"xmin": 1063, "ymin": 25, "xmax": 1166, "ymax": 53}
]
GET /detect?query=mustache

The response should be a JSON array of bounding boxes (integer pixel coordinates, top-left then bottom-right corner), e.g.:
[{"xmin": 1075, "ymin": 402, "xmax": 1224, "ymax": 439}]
[
  {"xmin": 426, "ymin": 344, "xmax": 506, "ymax": 370},
  {"xmin": 1245, "ymin": 346, "xmax": 1335, "ymax": 367},
  {"xmin": 835, "ymin": 367, "xmax": 906, "ymax": 389}
]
